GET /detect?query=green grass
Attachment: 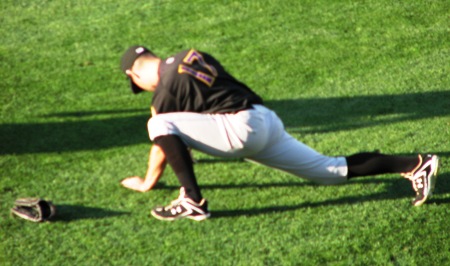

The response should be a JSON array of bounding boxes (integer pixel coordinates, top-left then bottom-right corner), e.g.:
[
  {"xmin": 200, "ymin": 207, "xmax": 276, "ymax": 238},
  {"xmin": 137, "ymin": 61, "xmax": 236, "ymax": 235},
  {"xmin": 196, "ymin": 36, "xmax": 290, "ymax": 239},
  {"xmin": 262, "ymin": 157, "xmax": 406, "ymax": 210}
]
[{"xmin": 1, "ymin": 0, "xmax": 449, "ymax": 265}]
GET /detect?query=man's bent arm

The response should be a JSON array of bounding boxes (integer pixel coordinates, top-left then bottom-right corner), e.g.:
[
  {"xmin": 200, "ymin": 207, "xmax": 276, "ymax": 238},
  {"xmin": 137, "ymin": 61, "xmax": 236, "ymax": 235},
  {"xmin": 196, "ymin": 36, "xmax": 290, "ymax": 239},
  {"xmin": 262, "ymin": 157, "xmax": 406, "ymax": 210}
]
[
  {"xmin": 143, "ymin": 144, "xmax": 167, "ymax": 190},
  {"xmin": 121, "ymin": 144, "xmax": 167, "ymax": 192}
]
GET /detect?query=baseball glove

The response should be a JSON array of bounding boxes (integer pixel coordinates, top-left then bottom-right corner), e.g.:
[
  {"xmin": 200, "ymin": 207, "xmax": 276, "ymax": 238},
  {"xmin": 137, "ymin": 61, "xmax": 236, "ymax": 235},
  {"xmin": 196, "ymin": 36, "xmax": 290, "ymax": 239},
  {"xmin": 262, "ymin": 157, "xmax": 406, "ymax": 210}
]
[{"xmin": 11, "ymin": 198, "xmax": 56, "ymax": 222}]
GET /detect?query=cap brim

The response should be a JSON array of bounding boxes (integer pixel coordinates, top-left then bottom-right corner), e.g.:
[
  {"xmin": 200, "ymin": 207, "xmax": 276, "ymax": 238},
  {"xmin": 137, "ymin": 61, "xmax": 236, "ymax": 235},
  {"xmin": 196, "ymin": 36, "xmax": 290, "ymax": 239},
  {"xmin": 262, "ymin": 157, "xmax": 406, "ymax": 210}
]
[{"xmin": 129, "ymin": 79, "xmax": 144, "ymax": 94}]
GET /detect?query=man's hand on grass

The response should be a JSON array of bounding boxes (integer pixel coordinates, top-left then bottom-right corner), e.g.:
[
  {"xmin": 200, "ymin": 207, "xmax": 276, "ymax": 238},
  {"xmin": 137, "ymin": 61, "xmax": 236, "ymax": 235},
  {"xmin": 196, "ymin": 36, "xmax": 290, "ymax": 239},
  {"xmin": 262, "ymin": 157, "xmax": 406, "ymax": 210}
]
[{"xmin": 121, "ymin": 176, "xmax": 151, "ymax": 192}]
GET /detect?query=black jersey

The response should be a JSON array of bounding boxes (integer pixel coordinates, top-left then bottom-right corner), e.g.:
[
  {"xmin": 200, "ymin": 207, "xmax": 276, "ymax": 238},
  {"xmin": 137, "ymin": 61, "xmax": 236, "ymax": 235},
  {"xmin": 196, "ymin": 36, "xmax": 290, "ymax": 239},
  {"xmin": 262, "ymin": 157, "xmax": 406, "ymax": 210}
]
[{"xmin": 151, "ymin": 49, "xmax": 263, "ymax": 115}]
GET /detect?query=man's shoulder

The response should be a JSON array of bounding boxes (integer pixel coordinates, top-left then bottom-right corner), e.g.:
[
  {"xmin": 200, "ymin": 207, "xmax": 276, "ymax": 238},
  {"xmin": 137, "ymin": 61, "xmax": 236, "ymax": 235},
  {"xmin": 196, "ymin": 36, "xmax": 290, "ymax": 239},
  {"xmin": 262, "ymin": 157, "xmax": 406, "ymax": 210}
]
[
  {"xmin": 164, "ymin": 49, "xmax": 192, "ymax": 62},
  {"xmin": 158, "ymin": 49, "xmax": 218, "ymax": 87}
]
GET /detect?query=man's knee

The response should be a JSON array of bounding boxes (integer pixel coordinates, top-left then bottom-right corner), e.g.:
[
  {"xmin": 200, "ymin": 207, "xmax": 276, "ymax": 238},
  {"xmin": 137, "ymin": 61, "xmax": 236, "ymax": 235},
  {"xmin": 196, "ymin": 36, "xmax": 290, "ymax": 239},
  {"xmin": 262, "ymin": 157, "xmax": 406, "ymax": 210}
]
[{"xmin": 148, "ymin": 115, "xmax": 176, "ymax": 141}]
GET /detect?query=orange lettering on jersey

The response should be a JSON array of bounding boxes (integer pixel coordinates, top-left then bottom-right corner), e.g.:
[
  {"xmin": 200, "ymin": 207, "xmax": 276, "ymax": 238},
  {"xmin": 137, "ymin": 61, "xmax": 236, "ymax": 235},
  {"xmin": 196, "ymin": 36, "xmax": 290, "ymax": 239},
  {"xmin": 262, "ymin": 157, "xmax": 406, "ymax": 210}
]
[{"xmin": 178, "ymin": 49, "xmax": 217, "ymax": 87}]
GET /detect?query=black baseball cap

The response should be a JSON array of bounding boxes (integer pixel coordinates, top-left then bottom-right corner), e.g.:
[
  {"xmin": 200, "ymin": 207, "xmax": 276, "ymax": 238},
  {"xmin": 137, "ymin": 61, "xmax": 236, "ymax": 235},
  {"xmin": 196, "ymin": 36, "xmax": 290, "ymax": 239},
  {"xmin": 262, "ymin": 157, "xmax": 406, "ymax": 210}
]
[{"xmin": 120, "ymin": 45, "xmax": 153, "ymax": 94}]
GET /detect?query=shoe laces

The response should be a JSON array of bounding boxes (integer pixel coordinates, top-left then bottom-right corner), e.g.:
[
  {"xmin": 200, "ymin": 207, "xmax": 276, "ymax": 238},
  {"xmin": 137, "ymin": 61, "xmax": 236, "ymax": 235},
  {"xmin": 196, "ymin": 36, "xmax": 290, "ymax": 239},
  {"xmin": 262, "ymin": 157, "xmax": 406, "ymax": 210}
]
[
  {"xmin": 164, "ymin": 187, "xmax": 187, "ymax": 209},
  {"xmin": 413, "ymin": 176, "xmax": 425, "ymax": 191}
]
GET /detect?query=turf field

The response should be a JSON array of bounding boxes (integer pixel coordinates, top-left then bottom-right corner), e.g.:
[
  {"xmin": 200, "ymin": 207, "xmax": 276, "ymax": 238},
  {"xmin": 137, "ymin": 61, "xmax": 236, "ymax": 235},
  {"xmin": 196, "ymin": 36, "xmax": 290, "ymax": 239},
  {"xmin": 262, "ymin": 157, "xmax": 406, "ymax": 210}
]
[{"xmin": 1, "ymin": 0, "xmax": 449, "ymax": 265}]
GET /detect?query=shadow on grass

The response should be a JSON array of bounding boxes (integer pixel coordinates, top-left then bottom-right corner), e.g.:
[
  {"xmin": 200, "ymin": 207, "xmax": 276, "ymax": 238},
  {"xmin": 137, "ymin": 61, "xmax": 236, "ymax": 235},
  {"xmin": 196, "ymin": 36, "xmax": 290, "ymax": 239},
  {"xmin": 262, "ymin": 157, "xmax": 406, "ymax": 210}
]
[
  {"xmin": 154, "ymin": 176, "xmax": 402, "ymax": 191},
  {"xmin": 52, "ymin": 205, "xmax": 130, "ymax": 222},
  {"xmin": 1, "ymin": 90, "xmax": 449, "ymax": 155},
  {"xmin": 266, "ymin": 90, "xmax": 450, "ymax": 134},
  {"xmin": 150, "ymin": 171, "xmax": 449, "ymax": 218},
  {"xmin": 210, "ymin": 172, "xmax": 450, "ymax": 218}
]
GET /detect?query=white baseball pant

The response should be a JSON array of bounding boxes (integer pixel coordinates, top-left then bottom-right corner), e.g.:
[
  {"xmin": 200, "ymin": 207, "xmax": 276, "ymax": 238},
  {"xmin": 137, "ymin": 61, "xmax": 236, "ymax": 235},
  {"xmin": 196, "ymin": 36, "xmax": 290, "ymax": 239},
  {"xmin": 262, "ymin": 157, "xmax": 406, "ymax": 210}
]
[{"xmin": 148, "ymin": 105, "xmax": 348, "ymax": 185}]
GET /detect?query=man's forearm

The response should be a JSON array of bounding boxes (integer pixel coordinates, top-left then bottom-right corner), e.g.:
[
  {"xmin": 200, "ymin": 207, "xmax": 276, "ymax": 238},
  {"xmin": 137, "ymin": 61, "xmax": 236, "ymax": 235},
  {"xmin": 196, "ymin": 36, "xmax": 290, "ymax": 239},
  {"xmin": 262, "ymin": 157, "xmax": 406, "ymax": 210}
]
[{"xmin": 143, "ymin": 144, "xmax": 167, "ymax": 190}]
